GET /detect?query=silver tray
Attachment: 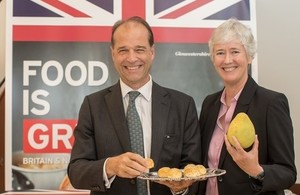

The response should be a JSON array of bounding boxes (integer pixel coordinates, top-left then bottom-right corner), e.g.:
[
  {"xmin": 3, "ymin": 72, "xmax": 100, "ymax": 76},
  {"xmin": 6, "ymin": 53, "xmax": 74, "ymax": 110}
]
[{"xmin": 138, "ymin": 168, "xmax": 226, "ymax": 181}]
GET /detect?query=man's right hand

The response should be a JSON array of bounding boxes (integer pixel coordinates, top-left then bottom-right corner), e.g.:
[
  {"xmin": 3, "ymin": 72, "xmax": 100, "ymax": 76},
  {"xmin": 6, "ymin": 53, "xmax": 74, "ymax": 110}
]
[{"xmin": 105, "ymin": 152, "xmax": 148, "ymax": 178}]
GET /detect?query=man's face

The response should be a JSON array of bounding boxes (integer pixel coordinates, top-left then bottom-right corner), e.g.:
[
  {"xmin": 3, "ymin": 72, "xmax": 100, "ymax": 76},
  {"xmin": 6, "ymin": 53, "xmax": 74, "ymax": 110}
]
[{"xmin": 111, "ymin": 21, "xmax": 154, "ymax": 90}]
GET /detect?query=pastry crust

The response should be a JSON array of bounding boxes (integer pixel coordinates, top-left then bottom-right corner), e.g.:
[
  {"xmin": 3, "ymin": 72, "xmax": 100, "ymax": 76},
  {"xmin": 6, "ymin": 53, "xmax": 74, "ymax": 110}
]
[
  {"xmin": 157, "ymin": 167, "xmax": 182, "ymax": 179},
  {"xmin": 183, "ymin": 164, "xmax": 206, "ymax": 178},
  {"xmin": 157, "ymin": 167, "xmax": 171, "ymax": 178},
  {"xmin": 168, "ymin": 168, "xmax": 182, "ymax": 179}
]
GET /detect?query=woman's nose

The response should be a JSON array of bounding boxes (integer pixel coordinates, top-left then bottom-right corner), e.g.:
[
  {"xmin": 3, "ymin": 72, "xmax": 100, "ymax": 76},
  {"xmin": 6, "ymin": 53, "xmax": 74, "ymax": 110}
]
[{"xmin": 224, "ymin": 53, "xmax": 233, "ymax": 64}]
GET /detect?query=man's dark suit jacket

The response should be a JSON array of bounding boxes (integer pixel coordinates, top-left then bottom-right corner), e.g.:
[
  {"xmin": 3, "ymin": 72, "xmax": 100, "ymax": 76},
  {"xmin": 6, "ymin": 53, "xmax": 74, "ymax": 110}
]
[
  {"xmin": 198, "ymin": 76, "xmax": 296, "ymax": 195},
  {"xmin": 68, "ymin": 81, "xmax": 201, "ymax": 195}
]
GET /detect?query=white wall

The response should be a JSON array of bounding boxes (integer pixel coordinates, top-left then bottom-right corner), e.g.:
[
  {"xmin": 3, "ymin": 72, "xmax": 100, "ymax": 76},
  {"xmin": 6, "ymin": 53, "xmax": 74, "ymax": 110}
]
[
  {"xmin": 0, "ymin": 0, "xmax": 5, "ymax": 88},
  {"xmin": 256, "ymin": 0, "xmax": 300, "ymax": 182}
]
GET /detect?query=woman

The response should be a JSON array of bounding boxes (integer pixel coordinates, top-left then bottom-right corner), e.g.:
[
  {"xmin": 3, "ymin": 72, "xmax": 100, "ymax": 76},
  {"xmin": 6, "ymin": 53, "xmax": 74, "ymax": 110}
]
[{"xmin": 198, "ymin": 18, "xmax": 296, "ymax": 195}]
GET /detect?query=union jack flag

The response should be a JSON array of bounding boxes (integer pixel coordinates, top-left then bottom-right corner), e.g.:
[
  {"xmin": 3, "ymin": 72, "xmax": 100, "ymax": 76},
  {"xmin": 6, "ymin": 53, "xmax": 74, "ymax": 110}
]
[{"xmin": 12, "ymin": 0, "xmax": 254, "ymax": 43}]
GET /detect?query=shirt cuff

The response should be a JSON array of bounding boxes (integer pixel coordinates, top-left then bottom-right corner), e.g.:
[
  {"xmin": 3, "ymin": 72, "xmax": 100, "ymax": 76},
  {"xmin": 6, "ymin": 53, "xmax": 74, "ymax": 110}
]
[
  {"xmin": 249, "ymin": 176, "xmax": 263, "ymax": 191},
  {"xmin": 103, "ymin": 158, "xmax": 116, "ymax": 188},
  {"xmin": 171, "ymin": 187, "xmax": 189, "ymax": 195}
]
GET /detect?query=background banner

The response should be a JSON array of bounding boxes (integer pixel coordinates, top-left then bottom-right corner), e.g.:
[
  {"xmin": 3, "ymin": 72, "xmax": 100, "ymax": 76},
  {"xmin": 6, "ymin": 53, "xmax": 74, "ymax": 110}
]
[{"xmin": 6, "ymin": 0, "xmax": 256, "ymax": 191}]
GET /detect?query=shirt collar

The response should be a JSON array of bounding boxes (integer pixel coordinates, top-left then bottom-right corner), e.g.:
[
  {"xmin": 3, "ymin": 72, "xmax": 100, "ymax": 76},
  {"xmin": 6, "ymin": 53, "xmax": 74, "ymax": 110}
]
[
  {"xmin": 220, "ymin": 88, "xmax": 243, "ymax": 105},
  {"xmin": 120, "ymin": 76, "xmax": 152, "ymax": 101}
]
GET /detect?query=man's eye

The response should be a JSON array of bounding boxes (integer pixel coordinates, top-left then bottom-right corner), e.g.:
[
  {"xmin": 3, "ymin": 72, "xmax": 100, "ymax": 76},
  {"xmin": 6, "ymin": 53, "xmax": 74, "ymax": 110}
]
[
  {"xmin": 135, "ymin": 48, "xmax": 146, "ymax": 53},
  {"xmin": 118, "ymin": 49, "xmax": 128, "ymax": 54}
]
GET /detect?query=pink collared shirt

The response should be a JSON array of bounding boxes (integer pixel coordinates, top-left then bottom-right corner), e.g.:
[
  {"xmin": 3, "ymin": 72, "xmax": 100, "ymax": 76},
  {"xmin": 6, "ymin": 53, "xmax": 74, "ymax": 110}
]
[{"xmin": 205, "ymin": 89, "xmax": 242, "ymax": 195}]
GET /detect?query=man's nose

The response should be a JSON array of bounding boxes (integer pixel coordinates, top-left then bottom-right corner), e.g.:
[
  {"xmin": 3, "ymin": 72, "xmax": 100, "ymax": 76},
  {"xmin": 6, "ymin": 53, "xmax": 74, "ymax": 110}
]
[{"xmin": 126, "ymin": 50, "xmax": 138, "ymax": 62}]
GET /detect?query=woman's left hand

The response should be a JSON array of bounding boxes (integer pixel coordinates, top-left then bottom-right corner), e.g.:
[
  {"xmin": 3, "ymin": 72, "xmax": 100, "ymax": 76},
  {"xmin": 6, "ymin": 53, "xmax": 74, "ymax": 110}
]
[{"xmin": 224, "ymin": 134, "xmax": 263, "ymax": 177}]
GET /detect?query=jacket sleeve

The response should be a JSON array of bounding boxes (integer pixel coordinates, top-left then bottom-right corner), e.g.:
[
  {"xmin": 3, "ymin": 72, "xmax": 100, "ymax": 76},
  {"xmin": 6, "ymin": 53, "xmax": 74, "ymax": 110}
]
[
  {"xmin": 261, "ymin": 93, "xmax": 297, "ymax": 191},
  {"xmin": 67, "ymin": 96, "xmax": 107, "ymax": 192}
]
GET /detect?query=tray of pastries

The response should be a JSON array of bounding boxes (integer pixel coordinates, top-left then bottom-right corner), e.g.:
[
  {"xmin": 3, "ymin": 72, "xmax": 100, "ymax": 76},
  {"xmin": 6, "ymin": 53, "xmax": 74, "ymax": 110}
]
[{"xmin": 138, "ymin": 163, "xmax": 226, "ymax": 181}]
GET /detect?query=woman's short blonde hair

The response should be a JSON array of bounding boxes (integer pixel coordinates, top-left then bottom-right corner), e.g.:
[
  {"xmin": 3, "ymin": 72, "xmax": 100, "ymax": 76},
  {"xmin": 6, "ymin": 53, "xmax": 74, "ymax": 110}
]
[{"xmin": 208, "ymin": 18, "xmax": 256, "ymax": 62}]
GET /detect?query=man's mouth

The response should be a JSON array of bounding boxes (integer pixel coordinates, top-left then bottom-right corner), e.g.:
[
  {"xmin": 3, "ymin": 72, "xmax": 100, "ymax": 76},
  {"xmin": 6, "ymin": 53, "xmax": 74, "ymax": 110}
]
[{"xmin": 126, "ymin": 65, "xmax": 141, "ymax": 70}]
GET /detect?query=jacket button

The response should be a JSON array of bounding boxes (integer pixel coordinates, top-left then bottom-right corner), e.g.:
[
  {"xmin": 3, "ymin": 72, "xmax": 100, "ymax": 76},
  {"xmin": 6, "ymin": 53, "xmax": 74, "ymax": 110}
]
[
  {"xmin": 217, "ymin": 176, "xmax": 223, "ymax": 182},
  {"xmin": 130, "ymin": 179, "xmax": 136, "ymax": 184}
]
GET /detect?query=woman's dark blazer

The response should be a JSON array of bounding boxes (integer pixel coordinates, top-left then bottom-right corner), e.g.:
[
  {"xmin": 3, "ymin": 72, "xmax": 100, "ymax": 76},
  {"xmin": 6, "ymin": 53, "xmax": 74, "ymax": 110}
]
[{"xmin": 198, "ymin": 76, "xmax": 296, "ymax": 195}]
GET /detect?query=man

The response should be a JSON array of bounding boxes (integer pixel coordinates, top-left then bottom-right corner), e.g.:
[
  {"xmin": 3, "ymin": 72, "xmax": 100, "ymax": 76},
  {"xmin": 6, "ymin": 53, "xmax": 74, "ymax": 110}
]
[{"xmin": 68, "ymin": 16, "xmax": 201, "ymax": 195}]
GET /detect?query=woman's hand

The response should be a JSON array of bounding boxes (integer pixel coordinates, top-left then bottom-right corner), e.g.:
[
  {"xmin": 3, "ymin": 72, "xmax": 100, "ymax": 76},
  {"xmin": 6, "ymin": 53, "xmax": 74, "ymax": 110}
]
[{"xmin": 224, "ymin": 134, "xmax": 263, "ymax": 177}]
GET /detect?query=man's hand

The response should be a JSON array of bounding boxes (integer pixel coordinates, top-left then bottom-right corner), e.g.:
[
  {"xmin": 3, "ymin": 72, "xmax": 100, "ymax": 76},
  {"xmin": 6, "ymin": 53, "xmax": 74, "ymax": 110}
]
[
  {"xmin": 155, "ymin": 179, "xmax": 195, "ymax": 193},
  {"xmin": 105, "ymin": 152, "xmax": 148, "ymax": 178}
]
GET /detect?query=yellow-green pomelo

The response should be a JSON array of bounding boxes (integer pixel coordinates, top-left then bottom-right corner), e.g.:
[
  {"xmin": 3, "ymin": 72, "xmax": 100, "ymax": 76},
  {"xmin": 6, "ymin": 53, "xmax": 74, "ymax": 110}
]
[{"xmin": 227, "ymin": 112, "xmax": 255, "ymax": 148}]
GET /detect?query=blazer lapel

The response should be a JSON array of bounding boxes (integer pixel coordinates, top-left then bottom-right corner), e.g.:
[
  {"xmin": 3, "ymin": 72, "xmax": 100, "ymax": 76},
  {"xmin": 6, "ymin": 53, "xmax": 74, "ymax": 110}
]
[
  {"xmin": 150, "ymin": 83, "xmax": 169, "ymax": 168},
  {"xmin": 218, "ymin": 76, "xmax": 258, "ymax": 167},
  {"xmin": 233, "ymin": 76, "xmax": 258, "ymax": 116},
  {"xmin": 203, "ymin": 95, "xmax": 222, "ymax": 165},
  {"xmin": 105, "ymin": 82, "xmax": 131, "ymax": 152}
]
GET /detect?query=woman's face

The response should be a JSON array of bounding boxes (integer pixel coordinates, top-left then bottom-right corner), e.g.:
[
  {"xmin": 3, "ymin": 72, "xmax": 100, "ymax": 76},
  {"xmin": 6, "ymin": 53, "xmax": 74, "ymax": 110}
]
[
  {"xmin": 111, "ymin": 21, "xmax": 154, "ymax": 90},
  {"xmin": 212, "ymin": 41, "xmax": 252, "ymax": 88}
]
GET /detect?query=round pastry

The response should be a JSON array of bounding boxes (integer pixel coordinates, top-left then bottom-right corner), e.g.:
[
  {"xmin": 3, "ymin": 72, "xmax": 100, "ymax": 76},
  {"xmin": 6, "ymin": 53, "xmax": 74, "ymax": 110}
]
[
  {"xmin": 183, "ymin": 164, "xmax": 207, "ymax": 178},
  {"xmin": 168, "ymin": 168, "xmax": 182, "ymax": 179},
  {"xmin": 183, "ymin": 163, "xmax": 195, "ymax": 169},
  {"xmin": 157, "ymin": 167, "xmax": 182, "ymax": 179},
  {"xmin": 157, "ymin": 167, "xmax": 171, "ymax": 178},
  {"xmin": 146, "ymin": 158, "xmax": 154, "ymax": 169}
]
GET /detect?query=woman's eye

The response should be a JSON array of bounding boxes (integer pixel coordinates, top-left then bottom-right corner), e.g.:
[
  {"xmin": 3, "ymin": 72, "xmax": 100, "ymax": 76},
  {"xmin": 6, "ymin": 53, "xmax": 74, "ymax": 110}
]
[{"xmin": 232, "ymin": 50, "xmax": 240, "ymax": 55}]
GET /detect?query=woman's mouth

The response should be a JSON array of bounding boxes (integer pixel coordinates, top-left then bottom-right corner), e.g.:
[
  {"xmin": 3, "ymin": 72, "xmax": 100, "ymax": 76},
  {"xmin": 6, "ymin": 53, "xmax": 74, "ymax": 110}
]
[{"xmin": 223, "ymin": 66, "xmax": 236, "ymax": 72}]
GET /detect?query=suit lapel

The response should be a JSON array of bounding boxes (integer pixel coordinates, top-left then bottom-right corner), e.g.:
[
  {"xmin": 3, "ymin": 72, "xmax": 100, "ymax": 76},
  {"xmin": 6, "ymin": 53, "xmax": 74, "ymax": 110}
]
[
  {"xmin": 218, "ymin": 76, "xmax": 258, "ymax": 167},
  {"xmin": 233, "ymin": 76, "xmax": 258, "ymax": 116},
  {"xmin": 150, "ymin": 83, "xmax": 169, "ymax": 168},
  {"xmin": 203, "ymin": 96, "xmax": 222, "ymax": 165},
  {"xmin": 105, "ymin": 82, "xmax": 131, "ymax": 152}
]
